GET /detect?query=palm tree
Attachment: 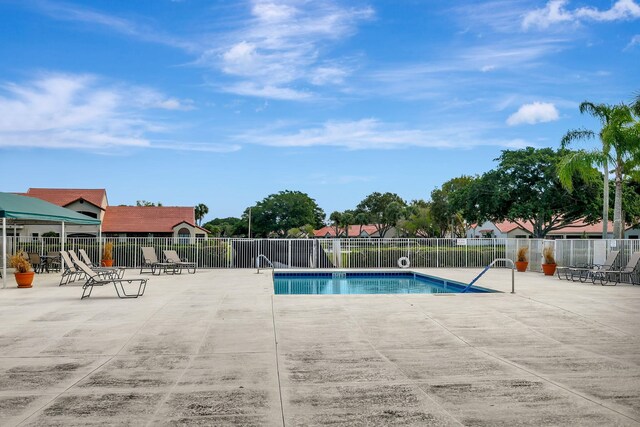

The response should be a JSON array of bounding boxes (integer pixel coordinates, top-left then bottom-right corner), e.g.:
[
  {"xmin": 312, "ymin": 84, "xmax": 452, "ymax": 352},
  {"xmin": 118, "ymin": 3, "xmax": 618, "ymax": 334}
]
[
  {"xmin": 559, "ymin": 102, "xmax": 638, "ymax": 239},
  {"xmin": 329, "ymin": 211, "xmax": 342, "ymax": 237},
  {"xmin": 194, "ymin": 203, "xmax": 209, "ymax": 226}
]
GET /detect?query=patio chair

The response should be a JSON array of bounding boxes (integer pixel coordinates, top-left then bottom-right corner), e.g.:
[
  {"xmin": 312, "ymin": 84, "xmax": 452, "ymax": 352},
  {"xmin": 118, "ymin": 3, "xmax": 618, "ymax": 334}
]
[
  {"xmin": 59, "ymin": 251, "xmax": 86, "ymax": 285},
  {"xmin": 567, "ymin": 250, "xmax": 620, "ymax": 283},
  {"xmin": 140, "ymin": 247, "xmax": 176, "ymax": 275},
  {"xmin": 78, "ymin": 248, "xmax": 125, "ymax": 278},
  {"xmin": 46, "ymin": 251, "xmax": 61, "ymax": 273},
  {"xmin": 78, "ymin": 248, "xmax": 98, "ymax": 267},
  {"xmin": 74, "ymin": 258, "xmax": 147, "ymax": 299},
  {"xmin": 592, "ymin": 252, "xmax": 640, "ymax": 286},
  {"xmin": 69, "ymin": 249, "xmax": 125, "ymax": 279},
  {"xmin": 163, "ymin": 249, "xmax": 197, "ymax": 274},
  {"xmin": 27, "ymin": 252, "xmax": 43, "ymax": 274},
  {"xmin": 556, "ymin": 261, "xmax": 592, "ymax": 280}
]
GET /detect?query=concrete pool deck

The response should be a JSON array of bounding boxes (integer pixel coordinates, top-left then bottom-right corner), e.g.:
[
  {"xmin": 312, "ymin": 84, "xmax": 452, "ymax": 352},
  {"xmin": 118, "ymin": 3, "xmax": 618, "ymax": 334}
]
[{"xmin": 0, "ymin": 268, "xmax": 639, "ymax": 426}]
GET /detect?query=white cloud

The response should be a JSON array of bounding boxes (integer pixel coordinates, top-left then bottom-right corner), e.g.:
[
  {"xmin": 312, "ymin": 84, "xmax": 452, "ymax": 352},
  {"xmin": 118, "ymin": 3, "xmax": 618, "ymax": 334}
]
[
  {"xmin": 128, "ymin": 87, "xmax": 194, "ymax": 110},
  {"xmin": 207, "ymin": 0, "xmax": 374, "ymax": 99},
  {"xmin": 236, "ymin": 118, "xmax": 531, "ymax": 150},
  {"xmin": 523, "ymin": 0, "xmax": 640, "ymax": 30},
  {"xmin": 575, "ymin": 0, "xmax": 640, "ymax": 21},
  {"xmin": 506, "ymin": 102, "xmax": 559, "ymax": 125},
  {"xmin": 0, "ymin": 74, "xmax": 222, "ymax": 152},
  {"xmin": 480, "ymin": 65, "xmax": 497, "ymax": 72},
  {"xmin": 252, "ymin": 2, "xmax": 296, "ymax": 22},
  {"xmin": 626, "ymin": 34, "xmax": 640, "ymax": 49},
  {"xmin": 222, "ymin": 82, "xmax": 311, "ymax": 101},
  {"xmin": 310, "ymin": 66, "xmax": 349, "ymax": 85},
  {"xmin": 522, "ymin": 0, "xmax": 574, "ymax": 30},
  {"xmin": 31, "ymin": 1, "xmax": 197, "ymax": 51}
]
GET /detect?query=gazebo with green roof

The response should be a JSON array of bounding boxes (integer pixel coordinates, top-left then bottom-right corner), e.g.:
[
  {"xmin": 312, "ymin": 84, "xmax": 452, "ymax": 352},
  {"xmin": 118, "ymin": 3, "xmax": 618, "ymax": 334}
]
[{"xmin": 0, "ymin": 192, "xmax": 101, "ymax": 288}]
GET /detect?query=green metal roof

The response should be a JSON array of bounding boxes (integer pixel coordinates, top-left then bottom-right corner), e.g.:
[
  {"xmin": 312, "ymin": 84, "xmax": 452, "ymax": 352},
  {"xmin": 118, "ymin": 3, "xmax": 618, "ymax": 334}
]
[{"xmin": 0, "ymin": 192, "xmax": 101, "ymax": 225}]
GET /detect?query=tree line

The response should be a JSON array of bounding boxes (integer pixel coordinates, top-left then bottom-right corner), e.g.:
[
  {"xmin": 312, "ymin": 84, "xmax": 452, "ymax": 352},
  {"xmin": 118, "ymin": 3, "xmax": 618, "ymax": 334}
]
[{"xmin": 204, "ymin": 96, "xmax": 640, "ymax": 239}]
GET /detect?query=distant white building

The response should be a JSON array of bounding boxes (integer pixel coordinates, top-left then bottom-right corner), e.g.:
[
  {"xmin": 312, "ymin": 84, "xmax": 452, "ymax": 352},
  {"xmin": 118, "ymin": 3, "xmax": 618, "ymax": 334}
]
[{"xmin": 467, "ymin": 219, "xmax": 639, "ymax": 239}]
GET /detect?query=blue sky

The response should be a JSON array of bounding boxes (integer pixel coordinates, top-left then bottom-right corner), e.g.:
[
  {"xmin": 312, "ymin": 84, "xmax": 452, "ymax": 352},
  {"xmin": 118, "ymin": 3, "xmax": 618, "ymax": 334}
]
[{"xmin": 1, "ymin": 0, "xmax": 639, "ymax": 221}]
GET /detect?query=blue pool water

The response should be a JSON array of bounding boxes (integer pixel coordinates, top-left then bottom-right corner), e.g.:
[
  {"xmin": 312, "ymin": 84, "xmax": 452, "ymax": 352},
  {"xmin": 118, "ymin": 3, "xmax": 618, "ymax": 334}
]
[{"xmin": 274, "ymin": 272, "xmax": 495, "ymax": 295}]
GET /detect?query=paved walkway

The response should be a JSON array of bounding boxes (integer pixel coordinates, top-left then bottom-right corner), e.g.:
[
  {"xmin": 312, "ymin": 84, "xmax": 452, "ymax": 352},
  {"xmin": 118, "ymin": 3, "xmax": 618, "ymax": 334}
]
[{"xmin": 0, "ymin": 268, "xmax": 638, "ymax": 426}]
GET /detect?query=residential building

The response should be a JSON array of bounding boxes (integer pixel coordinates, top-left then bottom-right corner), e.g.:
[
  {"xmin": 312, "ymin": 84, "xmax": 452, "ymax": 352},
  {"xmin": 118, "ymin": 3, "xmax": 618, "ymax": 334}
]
[
  {"xmin": 13, "ymin": 188, "xmax": 208, "ymax": 240},
  {"xmin": 102, "ymin": 206, "xmax": 208, "ymax": 239},
  {"xmin": 314, "ymin": 225, "xmax": 399, "ymax": 238},
  {"xmin": 467, "ymin": 219, "xmax": 638, "ymax": 239},
  {"xmin": 466, "ymin": 220, "xmax": 532, "ymax": 239}
]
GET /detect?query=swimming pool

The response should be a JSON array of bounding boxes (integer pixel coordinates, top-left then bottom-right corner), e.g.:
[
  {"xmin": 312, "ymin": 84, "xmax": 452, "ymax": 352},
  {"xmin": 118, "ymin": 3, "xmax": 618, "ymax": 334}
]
[{"xmin": 273, "ymin": 271, "xmax": 496, "ymax": 295}]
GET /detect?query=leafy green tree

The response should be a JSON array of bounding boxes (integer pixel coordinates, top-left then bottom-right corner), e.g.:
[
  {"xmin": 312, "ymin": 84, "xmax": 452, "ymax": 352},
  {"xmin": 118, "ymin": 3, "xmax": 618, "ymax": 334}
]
[
  {"xmin": 559, "ymin": 101, "xmax": 640, "ymax": 238},
  {"xmin": 622, "ymin": 179, "xmax": 640, "ymax": 228},
  {"xmin": 355, "ymin": 192, "xmax": 407, "ymax": 237},
  {"xmin": 462, "ymin": 147, "xmax": 601, "ymax": 238},
  {"xmin": 430, "ymin": 176, "xmax": 474, "ymax": 237},
  {"xmin": 205, "ymin": 224, "xmax": 222, "ymax": 237},
  {"xmin": 353, "ymin": 211, "xmax": 370, "ymax": 236},
  {"xmin": 203, "ymin": 217, "xmax": 245, "ymax": 237},
  {"xmin": 623, "ymin": 179, "xmax": 640, "ymax": 228},
  {"xmin": 398, "ymin": 201, "xmax": 439, "ymax": 237},
  {"xmin": 136, "ymin": 200, "xmax": 163, "ymax": 206},
  {"xmin": 340, "ymin": 210, "xmax": 354, "ymax": 237},
  {"xmin": 301, "ymin": 224, "xmax": 316, "ymax": 238},
  {"xmin": 243, "ymin": 190, "xmax": 325, "ymax": 237},
  {"xmin": 287, "ymin": 227, "xmax": 302, "ymax": 238},
  {"xmin": 194, "ymin": 203, "xmax": 209, "ymax": 226}
]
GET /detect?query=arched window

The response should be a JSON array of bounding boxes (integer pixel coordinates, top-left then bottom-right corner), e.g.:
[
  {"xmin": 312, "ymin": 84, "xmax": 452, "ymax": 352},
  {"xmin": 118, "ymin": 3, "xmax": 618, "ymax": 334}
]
[{"xmin": 178, "ymin": 227, "xmax": 191, "ymax": 244}]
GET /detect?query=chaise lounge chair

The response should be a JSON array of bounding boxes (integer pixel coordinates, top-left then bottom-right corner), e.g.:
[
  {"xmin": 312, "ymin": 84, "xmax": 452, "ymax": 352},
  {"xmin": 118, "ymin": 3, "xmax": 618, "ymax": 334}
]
[
  {"xmin": 140, "ymin": 247, "xmax": 177, "ymax": 275},
  {"xmin": 73, "ymin": 258, "xmax": 147, "ymax": 299},
  {"xmin": 565, "ymin": 250, "xmax": 620, "ymax": 283},
  {"xmin": 163, "ymin": 249, "xmax": 197, "ymax": 274},
  {"xmin": 69, "ymin": 249, "xmax": 125, "ymax": 279},
  {"xmin": 78, "ymin": 248, "xmax": 99, "ymax": 267},
  {"xmin": 592, "ymin": 252, "xmax": 640, "ymax": 286},
  {"xmin": 59, "ymin": 251, "xmax": 86, "ymax": 285}
]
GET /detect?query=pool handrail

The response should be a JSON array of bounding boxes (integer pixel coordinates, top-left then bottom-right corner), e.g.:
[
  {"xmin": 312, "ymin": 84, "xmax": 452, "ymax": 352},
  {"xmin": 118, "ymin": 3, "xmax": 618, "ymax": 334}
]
[
  {"xmin": 462, "ymin": 258, "xmax": 515, "ymax": 294},
  {"xmin": 255, "ymin": 254, "xmax": 274, "ymax": 274}
]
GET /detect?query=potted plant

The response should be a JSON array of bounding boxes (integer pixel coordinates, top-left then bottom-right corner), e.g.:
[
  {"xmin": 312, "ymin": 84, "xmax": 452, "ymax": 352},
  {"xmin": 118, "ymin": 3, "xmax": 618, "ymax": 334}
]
[
  {"xmin": 9, "ymin": 251, "xmax": 34, "ymax": 288},
  {"xmin": 542, "ymin": 246, "xmax": 557, "ymax": 276},
  {"xmin": 515, "ymin": 246, "xmax": 529, "ymax": 272},
  {"xmin": 101, "ymin": 242, "xmax": 114, "ymax": 267}
]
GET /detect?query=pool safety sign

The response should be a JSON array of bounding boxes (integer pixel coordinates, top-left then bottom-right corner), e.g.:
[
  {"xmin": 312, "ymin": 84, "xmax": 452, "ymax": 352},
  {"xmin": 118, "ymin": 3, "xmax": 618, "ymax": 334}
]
[{"xmin": 456, "ymin": 238, "xmax": 468, "ymax": 246}]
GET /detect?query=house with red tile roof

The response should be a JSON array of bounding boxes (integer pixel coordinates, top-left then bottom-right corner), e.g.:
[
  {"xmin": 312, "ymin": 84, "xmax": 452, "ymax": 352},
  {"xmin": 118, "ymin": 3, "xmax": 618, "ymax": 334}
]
[
  {"xmin": 466, "ymin": 220, "xmax": 532, "ymax": 239},
  {"xmin": 14, "ymin": 188, "xmax": 208, "ymax": 239},
  {"xmin": 314, "ymin": 224, "xmax": 398, "ymax": 238},
  {"xmin": 467, "ymin": 219, "xmax": 638, "ymax": 239},
  {"xmin": 102, "ymin": 206, "xmax": 208, "ymax": 238}
]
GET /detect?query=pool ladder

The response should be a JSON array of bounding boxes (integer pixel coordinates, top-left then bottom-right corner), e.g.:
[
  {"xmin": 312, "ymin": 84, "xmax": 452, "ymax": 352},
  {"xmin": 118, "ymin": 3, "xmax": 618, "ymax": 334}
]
[
  {"xmin": 255, "ymin": 254, "xmax": 274, "ymax": 274},
  {"xmin": 462, "ymin": 258, "xmax": 515, "ymax": 294}
]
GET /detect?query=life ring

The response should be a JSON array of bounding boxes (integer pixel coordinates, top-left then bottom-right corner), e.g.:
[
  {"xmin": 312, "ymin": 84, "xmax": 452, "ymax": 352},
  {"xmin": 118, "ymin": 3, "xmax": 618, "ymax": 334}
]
[{"xmin": 397, "ymin": 257, "xmax": 410, "ymax": 268}]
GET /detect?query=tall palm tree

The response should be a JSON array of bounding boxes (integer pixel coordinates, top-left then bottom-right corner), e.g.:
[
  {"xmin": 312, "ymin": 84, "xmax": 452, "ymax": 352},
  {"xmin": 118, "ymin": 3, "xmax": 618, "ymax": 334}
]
[
  {"xmin": 559, "ymin": 102, "xmax": 638, "ymax": 239},
  {"xmin": 194, "ymin": 203, "xmax": 209, "ymax": 226}
]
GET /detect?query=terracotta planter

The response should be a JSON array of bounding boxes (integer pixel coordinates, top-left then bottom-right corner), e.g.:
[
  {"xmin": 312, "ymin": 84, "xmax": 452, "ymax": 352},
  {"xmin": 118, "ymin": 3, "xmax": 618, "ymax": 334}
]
[
  {"xmin": 15, "ymin": 271, "xmax": 35, "ymax": 288},
  {"xmin": 542, "ymin": 263, "xmax": 557, "ymax": 276},
  {"xmin": 515, "ymin": 261, "xmax": 528, "ymax": 272},
  {"xmin": 101, "ymin": 259, "xmax": 113, "ymax": 267}
]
